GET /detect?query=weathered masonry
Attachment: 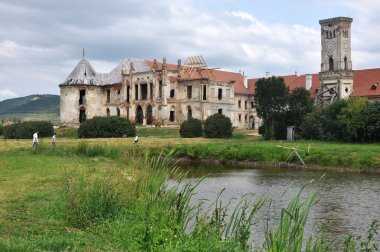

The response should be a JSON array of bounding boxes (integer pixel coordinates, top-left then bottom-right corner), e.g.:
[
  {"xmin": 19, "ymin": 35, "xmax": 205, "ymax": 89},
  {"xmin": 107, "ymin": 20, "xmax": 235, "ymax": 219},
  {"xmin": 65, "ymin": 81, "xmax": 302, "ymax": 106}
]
[{"xmin": 59, "ymin": 56, "xmax": 260, "ymax": 128}]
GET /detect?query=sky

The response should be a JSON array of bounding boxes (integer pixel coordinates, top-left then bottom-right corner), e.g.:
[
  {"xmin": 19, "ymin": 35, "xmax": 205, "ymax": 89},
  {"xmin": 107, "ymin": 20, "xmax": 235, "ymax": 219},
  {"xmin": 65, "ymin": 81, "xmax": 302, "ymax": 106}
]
[{"xmin": 1, "ymin": 0, "xmax": 380, "ymax": 101}]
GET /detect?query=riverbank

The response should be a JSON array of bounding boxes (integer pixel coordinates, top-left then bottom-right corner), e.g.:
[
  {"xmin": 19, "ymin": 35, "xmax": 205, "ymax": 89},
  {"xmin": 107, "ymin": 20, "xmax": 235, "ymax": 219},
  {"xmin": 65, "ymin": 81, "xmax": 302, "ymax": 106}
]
[
  {"xmin": 0, "ymin": 139, "xmax": 379, "ymax": 250},
  {"xmin": 1, "ymin": 130, "xmax": 379, "ymax": 170}
]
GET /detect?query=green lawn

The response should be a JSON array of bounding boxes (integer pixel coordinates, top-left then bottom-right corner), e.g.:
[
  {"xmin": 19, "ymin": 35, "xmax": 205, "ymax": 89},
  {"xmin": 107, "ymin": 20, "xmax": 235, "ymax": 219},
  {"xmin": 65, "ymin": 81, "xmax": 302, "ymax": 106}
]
[{"xmin": 0, "ymin": 131, "xmax": 379, "ymax": 251}]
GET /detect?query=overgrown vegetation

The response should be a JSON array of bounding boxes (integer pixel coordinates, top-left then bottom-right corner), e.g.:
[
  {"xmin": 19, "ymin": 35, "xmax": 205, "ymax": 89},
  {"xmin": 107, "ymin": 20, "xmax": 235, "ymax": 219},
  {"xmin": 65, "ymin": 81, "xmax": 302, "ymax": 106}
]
[
  {"xmin": 3, "ymin": 121, "xmax": 53, "ymax": 139},
  {"xmin": 78, "ymin": 116, "xmax": 136, "ymax": 138},
  {"xmin": 180, "ymin": 118, "xmax": 203, "ymax": 138},
  {"xmin": 300, "ymin": 98, "xmax": 380, "ymax": 142},
  {"xmin": 0, "ymin": 141, "xmax": 379, "ymax": 251},
  {"xmin": 0, "ymin": 124, "xmax": 3, "ymax": 136},
  {"xmin": 254, "ymin": 77, "xmax": 313, "ymax": 140},
  {"xmin": 204, "ymin": 113, "xmax": 233, "ymax": 138}
]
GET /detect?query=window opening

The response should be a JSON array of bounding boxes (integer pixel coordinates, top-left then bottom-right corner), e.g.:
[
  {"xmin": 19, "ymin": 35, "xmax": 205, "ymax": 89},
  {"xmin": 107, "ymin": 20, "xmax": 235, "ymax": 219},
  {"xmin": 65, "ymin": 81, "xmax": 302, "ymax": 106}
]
[
  {"xmin": 218, "ymin": 88, "xmax": 222, "ymax": 100},
  {"xmin": 187, "ymin": 86, "xmax": 192, "ymax": 99},
  {"xmin": 141, "ymin": 84, "xmax": 148, "ymax": 100},
  {"xmin": 79, "ymin": 90, "xmax": 86, "ymax": 105},
  {"xmin": 79, "ymin": 109, "xmax": 86, "ymax": 123},
  {"xmin": 135, "ymin": 84, "xmax": 138, "ymax": 100},
  {"xmin": 203, "ymin": 85, "xmax": 207, "ymax": 100},
  {"xmin": 159, "ymin": 81, "xmax": 163, "ymax": 98},
  {"xmin": 187, "ymin": 106, "xmax": 192, "ymax": 119},
  {"xmin": 150, "ymin": 83, "xmax": 153, "ymax": 100},
  {"xmin": 107, "ymin": 90, "xmax": 110, "ymax": 103},
  {"xmin": 329, "ymin": 57, "xmax": 334, "ymax": 71}
]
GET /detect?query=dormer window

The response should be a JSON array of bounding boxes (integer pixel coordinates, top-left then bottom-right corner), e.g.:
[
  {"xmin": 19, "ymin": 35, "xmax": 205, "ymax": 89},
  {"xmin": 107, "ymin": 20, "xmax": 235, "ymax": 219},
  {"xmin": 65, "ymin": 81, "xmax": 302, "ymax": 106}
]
[{"xmin": 371, "ymin": 83, "xmax": 378, "ymax": 90}]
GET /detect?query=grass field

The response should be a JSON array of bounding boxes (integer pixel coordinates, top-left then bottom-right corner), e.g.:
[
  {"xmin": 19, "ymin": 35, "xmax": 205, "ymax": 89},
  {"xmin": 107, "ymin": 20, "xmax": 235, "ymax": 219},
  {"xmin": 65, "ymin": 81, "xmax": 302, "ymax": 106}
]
[
  {"xmin": 2, "ymin": 127, "xmax": 379, "ymax": 169},
  {"xmin": 0, "ymin": 128, "xmax": 379, "ymax": 251}
]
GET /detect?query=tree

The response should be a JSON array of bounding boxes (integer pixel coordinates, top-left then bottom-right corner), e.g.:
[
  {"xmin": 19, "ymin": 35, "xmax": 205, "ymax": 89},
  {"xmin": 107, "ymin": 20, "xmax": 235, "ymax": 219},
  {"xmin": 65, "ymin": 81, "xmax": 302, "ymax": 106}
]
[
  {"xmin": 253, "ymin": 77, "xmax": 288, "ymax": 139},
  {"xmin": 363, "ymin": 101, "xmax": 380, "ymax": 142},
  {"xmin": 337, "ymin": 97, "xmax": 368, "ymax": 142}
]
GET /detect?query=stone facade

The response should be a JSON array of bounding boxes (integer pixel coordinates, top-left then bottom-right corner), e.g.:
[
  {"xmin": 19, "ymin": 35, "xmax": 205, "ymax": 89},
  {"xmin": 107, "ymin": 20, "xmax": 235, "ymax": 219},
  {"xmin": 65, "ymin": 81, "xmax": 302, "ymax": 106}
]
[
  {"xmin": 59, "ymin": 57, "xmax": 256, "ymax": 128},
  {"xmin": 317, "ymin": 17, "xmax": 354, "ymax": 105}
]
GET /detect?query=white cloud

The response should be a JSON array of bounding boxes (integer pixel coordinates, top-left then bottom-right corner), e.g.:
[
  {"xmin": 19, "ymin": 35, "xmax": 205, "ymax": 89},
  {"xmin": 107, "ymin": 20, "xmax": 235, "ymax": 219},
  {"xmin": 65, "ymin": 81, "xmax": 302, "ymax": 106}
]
[
  {"xmin": 0, "ymin": 0, "xmax": 379, "ymax": 98},
  {"xmin": 0, "ymin": 89, "xmax": 17, "ymax": 100}
]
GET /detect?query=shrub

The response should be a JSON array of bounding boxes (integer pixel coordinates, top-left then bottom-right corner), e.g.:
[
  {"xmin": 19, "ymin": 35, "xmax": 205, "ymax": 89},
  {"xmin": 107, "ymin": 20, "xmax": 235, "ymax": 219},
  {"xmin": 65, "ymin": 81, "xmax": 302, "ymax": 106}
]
[
  {"xmin": 179, "ymin": 118, "xmax": 203, "ymax": 138},
  {"xmin": 3, "ymin": 121, "xmax": 53, "ymax": 139},
  {"xmin": 204, "ymin": 113, "xmax": 233, "ymax": 138},
  {"xmin": 0, "ymin": 124, "xmax": 3, "ymax": 136},
  {"xmin": 78, "ymin": 116, "xmax": 135, "ymax": 138}
]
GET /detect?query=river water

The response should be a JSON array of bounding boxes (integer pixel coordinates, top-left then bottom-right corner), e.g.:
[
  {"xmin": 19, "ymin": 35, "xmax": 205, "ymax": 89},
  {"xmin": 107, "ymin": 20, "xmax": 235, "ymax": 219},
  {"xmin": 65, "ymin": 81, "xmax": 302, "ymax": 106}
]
[{"xmin": 177, "ymin": 163, "xmax": 380, "ymax": 249}]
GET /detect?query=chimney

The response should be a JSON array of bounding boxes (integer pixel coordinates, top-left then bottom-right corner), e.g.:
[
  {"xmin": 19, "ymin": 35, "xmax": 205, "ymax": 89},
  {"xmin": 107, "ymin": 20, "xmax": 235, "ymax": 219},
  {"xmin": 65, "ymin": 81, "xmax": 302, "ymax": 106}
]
[
  {"xmin": 306, "ymin": 74, "xmax": 312, "ymax": 91},
  {"xmin": 243, "ymin": 75, "xmax": 248, "ymax": 88}
]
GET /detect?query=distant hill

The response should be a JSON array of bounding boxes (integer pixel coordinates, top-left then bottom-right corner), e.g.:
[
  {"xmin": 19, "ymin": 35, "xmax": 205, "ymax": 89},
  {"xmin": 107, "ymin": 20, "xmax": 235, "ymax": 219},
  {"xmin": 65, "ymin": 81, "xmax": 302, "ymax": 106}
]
[{"xmin": 0, "ymin": 94, "xmax": 60, "ymax": 122}]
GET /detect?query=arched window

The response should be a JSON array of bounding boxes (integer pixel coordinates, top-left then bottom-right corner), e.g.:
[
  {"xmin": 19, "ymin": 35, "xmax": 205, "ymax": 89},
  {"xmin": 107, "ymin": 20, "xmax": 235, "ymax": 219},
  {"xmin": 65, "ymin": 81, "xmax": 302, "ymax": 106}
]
[
  {"xmin": 116, "ymin": 107, "xmax": 120, "ymax": 117},
  {"xmin": 344, "ymin": 56, "xmax": 348, "ymax": 70},
  {"xmin": 135, "ymin": 106, "xmax": 143, "ymax": 124},
  {"xmin": 106, "ymin": 108, "xmax": 110, "ymax": 117},
  {"xmin": 329, "ymin": 57, "xmax": 334, "ymax": 71}
]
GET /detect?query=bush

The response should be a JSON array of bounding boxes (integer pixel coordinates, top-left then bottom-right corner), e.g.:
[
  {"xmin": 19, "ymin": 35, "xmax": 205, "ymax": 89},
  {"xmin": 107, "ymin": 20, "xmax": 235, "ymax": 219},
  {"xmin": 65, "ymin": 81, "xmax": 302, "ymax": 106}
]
[
  {"xmin": 204, "ymin": 113, "xmax": 233, "ymax": 138},
  {"xmin": 78, "ymin": 116, "xmax": 135, "ymax": 138},
  {"xmin": 3, "ymin": 121, "xmax": 53, "ymax": 139},
  {"xmin": 0, "ymin": 124, "xmax": 3, "ymax": 136},
  {"xmin": 179, "ymin": 118, "xmax": 203, "ymax": 138}
]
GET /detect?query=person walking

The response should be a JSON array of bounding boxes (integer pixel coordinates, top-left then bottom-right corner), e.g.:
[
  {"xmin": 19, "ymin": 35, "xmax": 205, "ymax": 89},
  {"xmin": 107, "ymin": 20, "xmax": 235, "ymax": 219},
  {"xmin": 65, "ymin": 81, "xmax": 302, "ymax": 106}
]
[
  {"xmin": 32, "ymin": 131, "xmax": 39, "ymax": 149},
  {"xmin": 134, "ymin": 135, "xmax": 139, "ymax": 145},
  {"xmin": 52, "ymin": 132, "xmax": 56, "ymax": 149}
]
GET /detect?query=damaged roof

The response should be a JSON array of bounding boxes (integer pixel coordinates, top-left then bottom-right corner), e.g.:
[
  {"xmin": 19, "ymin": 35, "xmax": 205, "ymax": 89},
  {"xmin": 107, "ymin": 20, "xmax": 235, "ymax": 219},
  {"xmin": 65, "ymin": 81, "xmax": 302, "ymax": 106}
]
[{"xmin": 61, "ymin": 58, "xmax": 150, "ymax": 86}]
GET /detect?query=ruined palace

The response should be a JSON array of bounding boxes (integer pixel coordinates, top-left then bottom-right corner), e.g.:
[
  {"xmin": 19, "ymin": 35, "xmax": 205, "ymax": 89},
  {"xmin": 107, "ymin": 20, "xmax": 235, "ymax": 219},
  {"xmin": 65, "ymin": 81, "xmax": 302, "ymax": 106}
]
[{"xmin": 59, "ymin": 56, "xmax": 259, "ymax": 129}]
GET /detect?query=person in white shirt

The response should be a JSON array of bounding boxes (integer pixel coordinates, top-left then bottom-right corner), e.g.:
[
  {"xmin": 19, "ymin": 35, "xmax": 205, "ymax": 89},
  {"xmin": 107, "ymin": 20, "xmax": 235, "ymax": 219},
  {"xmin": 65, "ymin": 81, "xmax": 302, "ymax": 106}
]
[
  {"xmin": 52, "ymin": 132, "xmax": 56, "ymax": 149},
  {"xmin": 32, "ymin": 131, "xmax": 39, "ymax": 149},
  {"xmin": 134, "ymin": 135, "xmax": 139, "ymax": 145}
]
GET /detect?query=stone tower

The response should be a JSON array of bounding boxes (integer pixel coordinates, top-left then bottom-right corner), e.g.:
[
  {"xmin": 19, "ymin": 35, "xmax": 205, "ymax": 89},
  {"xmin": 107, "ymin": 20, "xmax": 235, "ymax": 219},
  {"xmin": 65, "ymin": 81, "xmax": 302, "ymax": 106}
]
[{"xmin": 317, "ymin": 17, "xmax": 353, "ymax": 105}]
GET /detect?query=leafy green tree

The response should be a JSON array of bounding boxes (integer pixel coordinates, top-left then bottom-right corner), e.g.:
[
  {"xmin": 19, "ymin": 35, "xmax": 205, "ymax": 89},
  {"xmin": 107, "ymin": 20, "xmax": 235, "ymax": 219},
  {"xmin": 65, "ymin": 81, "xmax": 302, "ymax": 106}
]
[
  {"xmin": 338, "ymin": 97, "xmax": 368, "ymax": 142},
  {"xmin": 363, "ymin": 101, "xmax": 380, "ymax": 142},
  {"xmin": 0, "ymin": 124, "xmax": 3, "ymax": 136},
  {"xmin": 253, "ymin": 77, "xmax": 288, "ymax": 139},
  {"xmin": 299, "ymin": 109, "xmax": 324, "ymax": 140}
]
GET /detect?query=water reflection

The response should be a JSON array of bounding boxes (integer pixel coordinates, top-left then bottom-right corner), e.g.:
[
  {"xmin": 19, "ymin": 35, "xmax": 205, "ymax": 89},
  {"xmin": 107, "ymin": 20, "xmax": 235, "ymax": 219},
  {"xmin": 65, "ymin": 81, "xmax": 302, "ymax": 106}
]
[{"xmin": 176, "ymin": 163, "xmax": 380, "ymax": 249}]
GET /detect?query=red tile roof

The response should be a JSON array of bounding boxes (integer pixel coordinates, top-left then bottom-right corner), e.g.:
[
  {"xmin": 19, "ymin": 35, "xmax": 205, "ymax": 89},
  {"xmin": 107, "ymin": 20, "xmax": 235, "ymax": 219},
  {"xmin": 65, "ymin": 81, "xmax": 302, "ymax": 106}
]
[
  {"xmin": 147, "ymin": 59, "xmax": 380, "ymax": 99},
  {"xmin": 352, "ymin": 68, "xmax": 380, "ymax": 98},
  {"xmin": 247, "ymin": 69, "xmax": 380, "ymax": 100}
]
